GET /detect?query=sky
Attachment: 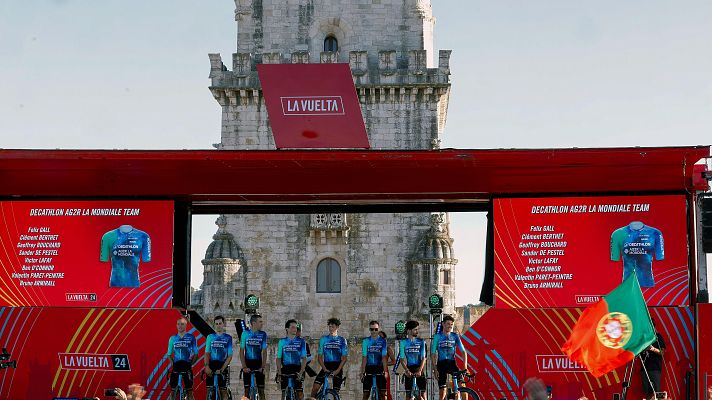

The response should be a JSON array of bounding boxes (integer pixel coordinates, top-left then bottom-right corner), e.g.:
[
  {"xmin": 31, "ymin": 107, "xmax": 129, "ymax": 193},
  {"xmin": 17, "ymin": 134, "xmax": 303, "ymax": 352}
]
[{"xmin": 1, "ymin": 1, "xmax": 711, "ymax": 306}]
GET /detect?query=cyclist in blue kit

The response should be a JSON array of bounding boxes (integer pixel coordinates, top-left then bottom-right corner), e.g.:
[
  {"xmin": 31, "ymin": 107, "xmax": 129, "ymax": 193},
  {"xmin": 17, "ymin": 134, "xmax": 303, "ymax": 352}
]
[
  {"xmin": 167, "ymin": 317, "xmax": 198, "ymax": 400},
  {"xmin": 360, "ymin": 320, "xmax": 388, "ymax": 400},
  {"xmin": 311, "ymin": 317, "xmax": 349, "ymax": 398},
  {"xmin": 240, "ymin": 314, "xmax": 268, "ymax": 400},
  {"xmin": 399, "ymin": 320, "xmax": 427, "ymax": 400},
  {"xmin": 277, "ymin": 319, "xmax": 307, "ymax": 400},
  {"xmin": 432, "ymin": 315, "xmax": 468, "ymax": 400},
  {"xmin": 205, "ymin": 315, "xmax": 233, "ymax": 400}
]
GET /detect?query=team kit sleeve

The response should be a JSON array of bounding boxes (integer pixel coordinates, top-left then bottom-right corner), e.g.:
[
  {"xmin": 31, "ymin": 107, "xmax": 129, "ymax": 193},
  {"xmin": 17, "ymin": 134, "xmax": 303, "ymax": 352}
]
[
  {"xmin": 419, "ymin": 340, "xmax": 426, "ymax": 358},
  {"xmin": 380, "ymin": 339, "xmax": 387, "ymax": 357},
  {"xmin": 205, "ymin": 334, "xmax": 215, "ymax": 354},
  {"xmin": 318, "ymin": 336, "xmax": 326, "ymax": 355},
  {"xmin": 261, "ymin": 332, "xmax": 268, "ymax": 350},
  {"xmin": 431, "ymin": 334, "xmax": 440, "ymax": 355},
  {"xmin": 167, "ymin": 336, "xmax": 175, "ymax": 356},
  {"xmin": 227, "ymin": 335, "xmax": 234, "ymax": 356},
  {"xmin": 99, "ymin": 230, "xmax": 116, "ymax": 262},
  {"xmin": 142, "ymin": 232, "xmax": 152, "ymax": 262},
  {"xmin": 610, "ymin": 228, "xmax": 625, "ymax": 261},
  {"xmin": 362, "ymin": 338, "xmax": 369, "ymax": 357},
  {"xmin": 654, "ymin": 229, "xmax": 665, "ymax": 260},
  {"xmin": 342, "ymin": 337, "xmax": 348, "ymax": 356},
  {"xmin": 399, "ymin": 341, "xmax": 406, "ymax": 359},
  {"xmin": 276, "ymin": 339, "xmax": 284, "ymax": 358}
]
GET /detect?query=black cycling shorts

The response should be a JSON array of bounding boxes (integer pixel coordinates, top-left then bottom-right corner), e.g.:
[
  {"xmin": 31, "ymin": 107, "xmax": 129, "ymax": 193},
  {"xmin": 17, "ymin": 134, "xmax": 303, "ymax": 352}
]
[
  {"xmin": 404, "ymin": 365, "xmax": 427, "ymax": 393},
  {"xmin": 436, "ymin": 359, "xmax": 459, "ymax": 388},
  {"xmin": 280, "ymin": 365, "xmax": 303, "ymax": 392},
  {"xmin": 362, "ymin": 365, "xmax": 387, "ymax": 392},
  {"xmin": 314, "ymin": 361, "xmax": 344, "ymax": 390},
  {"xmin": 170, "ymin": 360, "xmax": 194, "ymax": 389},
  {"xmin": 242, "ymin": 359, "xmax": 265, "ymax": 389},
  {"xmin": 206, "ymin": 360, "xmax": 229, "ymax": 388}
]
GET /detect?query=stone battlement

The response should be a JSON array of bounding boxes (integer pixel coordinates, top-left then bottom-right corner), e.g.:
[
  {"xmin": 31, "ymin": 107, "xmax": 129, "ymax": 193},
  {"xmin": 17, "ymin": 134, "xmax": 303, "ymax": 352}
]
[{"xmin": 208, "ymin": 49, "xmax": 451, "ymax": 89}]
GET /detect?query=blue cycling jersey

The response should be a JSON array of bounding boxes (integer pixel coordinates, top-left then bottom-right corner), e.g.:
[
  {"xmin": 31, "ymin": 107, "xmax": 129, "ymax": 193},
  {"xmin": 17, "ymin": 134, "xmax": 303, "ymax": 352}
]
[
  {"xmin": 611, "ymin": 222, "xmax": 664, "ymax": 288},
  {"xmin": 318, "ymin": 335, "xmax": 348, "ymax": 363},
  {"xmin": 206, "ymin": 332, "xmax": 233, "ymax": 362},
  {"xmin": 431, "ymin": 332, "xmax": 464, "ymax": 361},
  {"xmin": 100, "ymin": 226, "xmax": 151, "ymax": 288},
  {"xmin": 399, "ymin": 338, "xmax": 426, "ymax": 367},
  {"xmin": 167, "ymin": 333, "xmax": 198, "ymax": 363},
  {"xmin": 277, "ymin": 336, "xmax": 306, "ymax": 366},
  {"xmin": 240, "ymin": 330, "xmax": 268, "ymax": 361},
  {"xmin": 362, "ymin": 336, "xmax": 387, "ymax": 366}
]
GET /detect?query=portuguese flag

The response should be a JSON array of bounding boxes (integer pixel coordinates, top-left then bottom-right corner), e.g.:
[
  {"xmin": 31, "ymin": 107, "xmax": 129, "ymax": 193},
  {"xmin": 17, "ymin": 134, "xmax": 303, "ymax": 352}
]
[{"xmin": 561, "ymin": 272, "xmax": 656, "ymax": 377}]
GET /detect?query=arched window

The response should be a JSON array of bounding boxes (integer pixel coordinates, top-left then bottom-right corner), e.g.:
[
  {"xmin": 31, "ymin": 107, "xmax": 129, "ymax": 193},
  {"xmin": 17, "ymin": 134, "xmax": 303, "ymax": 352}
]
[
  {"xmin": 324, "ymin": 35, "xmax": 338, "ymax": 52},
  {"xmin": 442, "ymin": 269, "xmax": 451, "ymax": 285},
  {"xmin": 316, "ymin": 258, "xmax": 341, "ymax": 293}
]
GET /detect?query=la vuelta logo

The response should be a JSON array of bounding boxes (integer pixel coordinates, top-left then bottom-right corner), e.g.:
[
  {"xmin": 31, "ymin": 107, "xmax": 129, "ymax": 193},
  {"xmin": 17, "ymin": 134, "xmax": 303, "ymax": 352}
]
[
  {"xmin": 58, "ymin": 353, "xmax": 131, "ymax": 371},
  {"xmin": 280, "ymin": 96, "xmax": 345, "ymax": 116}
]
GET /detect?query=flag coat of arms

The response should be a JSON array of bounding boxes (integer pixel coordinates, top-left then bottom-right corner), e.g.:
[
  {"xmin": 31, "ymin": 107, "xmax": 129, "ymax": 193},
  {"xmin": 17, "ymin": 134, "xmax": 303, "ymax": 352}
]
[{"xmin": 561, "ymin": 272, "xmax": 656, "ymax": 377}]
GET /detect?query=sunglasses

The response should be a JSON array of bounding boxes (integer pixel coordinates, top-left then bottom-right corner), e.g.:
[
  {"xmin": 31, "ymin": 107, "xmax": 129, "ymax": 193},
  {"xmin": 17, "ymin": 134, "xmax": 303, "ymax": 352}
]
[{"xmin": 369, "ymin": 328, "xmax": 379, "ymax": 331}]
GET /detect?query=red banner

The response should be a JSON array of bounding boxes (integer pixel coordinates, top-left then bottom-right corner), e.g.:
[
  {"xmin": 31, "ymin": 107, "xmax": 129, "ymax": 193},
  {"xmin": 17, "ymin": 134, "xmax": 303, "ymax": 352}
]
[
  {"xmin": 257, "ymin": 63, "xmax": 370, "ymax": 149},
  {"xmin": 0, "ymin": 201, "xmax": 173, "ymax": 308},
  {"xmin": 460, "ymin": 307, "xmax": 694, "ymax": 400},
  {"xmin": 0, "ymin": 307, "xmax": 207, "ymax": 400},
  {"xmin": 494, "ymin": 195, "xmax": 689, "ymax": 308}
]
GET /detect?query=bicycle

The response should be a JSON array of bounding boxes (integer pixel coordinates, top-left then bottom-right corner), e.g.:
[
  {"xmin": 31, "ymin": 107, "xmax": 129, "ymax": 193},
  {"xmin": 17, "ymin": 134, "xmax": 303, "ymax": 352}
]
[
  {"xmin": 205, "ymin": 369, "xmax": 233, "ymax": 400},
  {"xmin": 444, "ymin": 370, "xmax": 479, "ymax": 400},
  {"xmin": 168, "ymin": 370, "xmax": 192, "ymax": 400},
  {"xmin": 400, "ymin": 370, "xmax": 424, "ymax": 400},
  {"xmin": 316, "ymin": 371, "xmax": 340, "ymax": 400},
  {"xmin": 280, "ymin": 373, "xmax": 300, "ymax": 400},
  {"xmin": 363, "ymin": 371, "xmax": 385, "ymax": 400}
]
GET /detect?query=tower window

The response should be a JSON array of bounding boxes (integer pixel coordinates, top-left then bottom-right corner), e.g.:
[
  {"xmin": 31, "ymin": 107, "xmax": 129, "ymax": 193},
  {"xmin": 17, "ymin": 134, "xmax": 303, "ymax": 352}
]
[
  {"xmin": 324, "ymin": 35, "xmax": 338, "ymax": 52},
  {"xmin": 316, "ymin": 258, "xmax": 341, "ymax": 293},
  {"xmin": 442, "ymin": 270, "xmax": 450, "ymax": 285}
]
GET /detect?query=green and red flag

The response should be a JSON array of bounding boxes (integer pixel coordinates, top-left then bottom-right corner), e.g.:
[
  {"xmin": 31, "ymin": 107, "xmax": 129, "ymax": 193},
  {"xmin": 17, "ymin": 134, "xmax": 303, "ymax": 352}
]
[{"xmin": 561, "ymin": 272, "xmax": 656, "ymax": 377}]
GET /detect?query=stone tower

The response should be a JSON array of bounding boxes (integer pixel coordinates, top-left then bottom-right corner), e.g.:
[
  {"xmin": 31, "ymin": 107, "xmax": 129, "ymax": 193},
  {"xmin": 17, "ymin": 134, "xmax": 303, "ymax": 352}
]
[{"xmin": 195, "ymin": 0, "xmax": 455, "ymax": 397}]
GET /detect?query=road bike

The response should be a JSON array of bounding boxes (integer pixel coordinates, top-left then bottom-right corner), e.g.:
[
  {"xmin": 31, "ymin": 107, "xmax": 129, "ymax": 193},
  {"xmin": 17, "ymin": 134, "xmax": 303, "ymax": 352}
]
[
  {"xmin": 363, "ymin": 371, "xmax": 385, "ymax": 400},
  {"xmin": 316, "ymin": 371, "xmax": 340, "ymax": 400},
  {"xmin": 443, "ymin": 369, "xmax": 479, "ymax": 400}
]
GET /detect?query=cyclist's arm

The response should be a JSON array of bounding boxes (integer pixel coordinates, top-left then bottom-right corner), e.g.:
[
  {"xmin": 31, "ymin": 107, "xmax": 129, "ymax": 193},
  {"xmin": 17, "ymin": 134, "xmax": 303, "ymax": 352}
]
[
  {"xmin": 300, "ymin": 356, "xmax": 307, "ymax": 375},
  {"xmin": 417, "ymin": 356, "xmax": 426, "ymax": 376},
  {"xmin": 221, "ymin": 355, "xmax": 232, "ymax": 373},
  {"xmin": 398, "ymin": 343, "xmax": 409, "ymax": 373},
  {"xmin": 360, "ymin": 340, "xmax": 367, "ymax": 375},
  {"xmin": 381, "ymin": 355, "xmax": 389, "ymax": 374},
  {"xmin": 239, "ymin": 333, "xmax": 248, "ymax": 371},
  {"xmin": 261, "ymin": 347, "xmax": 267, "ymax": 369},
  {"xmin": 167, "ymin": 337, "xmax": 175, "ymax": 363},
  {"xmin": 335, "ymin": 355, "xmax": 347, "ymax": 374}
]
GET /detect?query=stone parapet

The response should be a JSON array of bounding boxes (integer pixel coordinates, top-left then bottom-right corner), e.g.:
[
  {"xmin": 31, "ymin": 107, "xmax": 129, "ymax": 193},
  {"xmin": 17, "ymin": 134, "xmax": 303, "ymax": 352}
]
[{"xmin": 208, "ymin": 49, "xmax": 451, "ymax": 90}]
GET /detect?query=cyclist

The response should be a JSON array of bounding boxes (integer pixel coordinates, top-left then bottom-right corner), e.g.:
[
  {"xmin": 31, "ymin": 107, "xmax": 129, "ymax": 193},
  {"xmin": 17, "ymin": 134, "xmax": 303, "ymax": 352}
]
[
  {"xmin": 310, "ymin": 317, "xmax": 348, "ymax": 398},
  {"xmin": 432, "ymin": 315, "xmax": 468, "ymax": 400},
  {"xmin": 240, "ymin": 314, "xmax": 268, "ymax": 400},
  {"xmin": 399, "ymin": 320, "xmax": 427, "ymax": 400},
  {"xmin": 167, "ymin": 317, "xmax": 198, "ymax": 400},
  {"xmin": 360, "ymin": 320, "xmax": 388, "ymax": 400},
  {"xmin": 276, "ymin": 319, "xmax": 307, "ymax": 400},
  {"xmin": 205, "ymin": 315, "xmax": 233, "ymax": 400}
]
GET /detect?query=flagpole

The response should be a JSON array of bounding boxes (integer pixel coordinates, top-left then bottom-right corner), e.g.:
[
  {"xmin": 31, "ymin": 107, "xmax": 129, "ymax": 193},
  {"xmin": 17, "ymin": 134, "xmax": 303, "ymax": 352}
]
[{"xmin": 621, "ymin": 355, "xmax": 636, "ymax": 400}]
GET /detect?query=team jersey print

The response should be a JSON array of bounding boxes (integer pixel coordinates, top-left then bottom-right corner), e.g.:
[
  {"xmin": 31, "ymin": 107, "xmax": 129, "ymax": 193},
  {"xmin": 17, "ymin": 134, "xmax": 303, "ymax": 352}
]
[
  {"xmin": 240, "ymin": 330, "xmax": 268, "ymax": 361},
  {"xmin": 399, "ymin": 338, "xmax": 426, "ymax": 366},
  {"xmin": 362, "ymin": 336, "xmax": 387, "ymax": 366},
  {"xmin": 432, "ymin": 332, "xmax": 465, "ymax": 361},
  {"xmin": 206, "ymin": 332, "xmax": 233, "ymax": 362},
  {"xmin": 611, "ymin": 222, "xmax": 664, "ymax": 287},
  {"xmin": 319, "ymin": 335, "xmax": 348, "ymax": 363},
  {"xmin": 277, "ymin": 336, "xmax": 306, "ymax": 366},
  {"xmin": 168, "ymin": 333, "xmax": 198, "ymax": 363},
  {"xmin": 100, "ymin": 225, "xmax": 151, "ymax": 288}
]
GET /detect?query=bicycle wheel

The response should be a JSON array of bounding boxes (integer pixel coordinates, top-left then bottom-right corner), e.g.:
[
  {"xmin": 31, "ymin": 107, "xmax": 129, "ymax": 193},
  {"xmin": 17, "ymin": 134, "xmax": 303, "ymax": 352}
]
[
  {"xmin": 317, "ymin": 388, "xmax": 340, "ymax": 400},
  {"xmin": 457, "ymin": 387, "xmax": 480, "ymax": 400}
]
